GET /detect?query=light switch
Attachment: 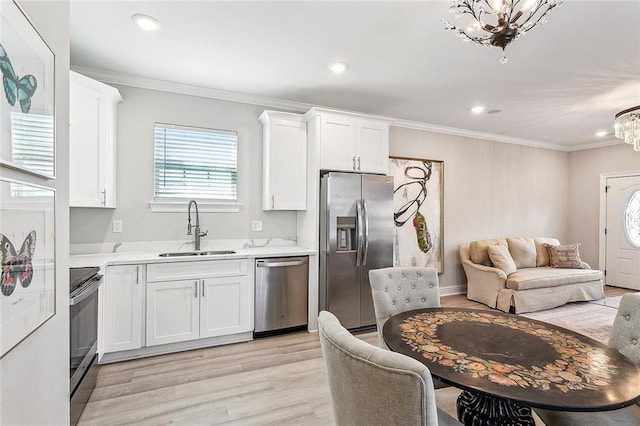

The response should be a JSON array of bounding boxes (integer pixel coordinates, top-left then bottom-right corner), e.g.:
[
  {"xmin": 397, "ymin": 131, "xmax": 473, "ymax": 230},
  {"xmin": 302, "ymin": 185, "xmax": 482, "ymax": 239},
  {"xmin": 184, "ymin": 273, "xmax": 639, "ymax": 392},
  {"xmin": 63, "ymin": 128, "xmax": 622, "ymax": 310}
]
[
  {"xmin": 252, "ymin": 220, "xmax": 263, "ymax": 232},
  {"xmin": 112, "ymin": 219, "xmax": 123, "ymax": 233}
]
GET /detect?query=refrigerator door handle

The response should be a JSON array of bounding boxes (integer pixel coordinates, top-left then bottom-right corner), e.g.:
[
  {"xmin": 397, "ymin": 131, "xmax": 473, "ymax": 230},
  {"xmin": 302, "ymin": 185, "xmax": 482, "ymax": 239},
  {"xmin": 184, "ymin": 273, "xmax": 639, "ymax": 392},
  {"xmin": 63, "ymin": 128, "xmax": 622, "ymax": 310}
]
[
  {"xmin": 362, "ymin": 199, "xmax": 369, "ymax": 265},
  {"xmin": 355, "ymin": 199, "xmax": 364, "ymax": 266}
]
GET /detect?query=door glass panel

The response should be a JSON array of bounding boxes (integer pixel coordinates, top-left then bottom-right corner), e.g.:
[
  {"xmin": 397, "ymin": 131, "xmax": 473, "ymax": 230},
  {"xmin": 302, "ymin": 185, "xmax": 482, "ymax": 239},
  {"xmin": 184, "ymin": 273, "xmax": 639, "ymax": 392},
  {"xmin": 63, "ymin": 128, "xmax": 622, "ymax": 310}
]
[{"xmin": 626, "ymin": 190, "xmax": 640, "ymax": 247}]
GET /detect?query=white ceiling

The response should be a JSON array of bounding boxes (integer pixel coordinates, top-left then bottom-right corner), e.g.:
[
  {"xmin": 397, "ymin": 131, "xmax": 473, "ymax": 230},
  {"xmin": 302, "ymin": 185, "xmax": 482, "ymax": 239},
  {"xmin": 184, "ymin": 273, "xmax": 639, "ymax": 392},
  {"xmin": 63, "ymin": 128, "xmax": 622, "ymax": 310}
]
[{"xmin": 69, "ymin": 1, "xmax": 640, "ymax": 151}]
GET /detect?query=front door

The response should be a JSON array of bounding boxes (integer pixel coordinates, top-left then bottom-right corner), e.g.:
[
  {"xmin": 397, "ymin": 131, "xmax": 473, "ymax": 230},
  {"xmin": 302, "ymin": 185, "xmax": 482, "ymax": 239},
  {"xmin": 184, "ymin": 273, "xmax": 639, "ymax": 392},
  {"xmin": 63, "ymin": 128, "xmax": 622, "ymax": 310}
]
[{"xmin": 605, "ymin": 175, "xmax": 640, "ymax": 289}]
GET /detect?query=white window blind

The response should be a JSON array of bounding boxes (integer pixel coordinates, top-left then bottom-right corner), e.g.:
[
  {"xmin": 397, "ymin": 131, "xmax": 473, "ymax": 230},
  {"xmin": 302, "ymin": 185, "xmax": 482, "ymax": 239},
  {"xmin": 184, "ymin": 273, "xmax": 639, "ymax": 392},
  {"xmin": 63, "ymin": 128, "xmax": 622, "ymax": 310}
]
[
  {"xmin": 154, "ymin": 123, "xmax": 238, "ymax": 201},
  {"xmin": 10, "ymin": 111, "xmax": 55, "ymax": 197}
]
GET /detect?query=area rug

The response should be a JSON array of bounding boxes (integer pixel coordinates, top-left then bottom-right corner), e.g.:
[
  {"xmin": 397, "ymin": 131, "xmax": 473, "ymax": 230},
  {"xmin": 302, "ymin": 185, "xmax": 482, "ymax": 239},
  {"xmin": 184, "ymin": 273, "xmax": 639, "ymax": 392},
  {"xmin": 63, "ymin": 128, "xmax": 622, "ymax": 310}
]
[{"xmin": 521, "ymin": 301, "xmax": 617, "ymax": 345}]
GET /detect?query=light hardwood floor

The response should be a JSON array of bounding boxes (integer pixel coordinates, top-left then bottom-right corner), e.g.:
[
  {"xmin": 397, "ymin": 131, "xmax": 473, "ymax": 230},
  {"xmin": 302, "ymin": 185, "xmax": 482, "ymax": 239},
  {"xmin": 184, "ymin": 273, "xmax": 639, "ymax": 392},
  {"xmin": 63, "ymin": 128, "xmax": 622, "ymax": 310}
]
[{"xmin": 79, "ymin": 287, "xmax": 631, "ymax": 425}]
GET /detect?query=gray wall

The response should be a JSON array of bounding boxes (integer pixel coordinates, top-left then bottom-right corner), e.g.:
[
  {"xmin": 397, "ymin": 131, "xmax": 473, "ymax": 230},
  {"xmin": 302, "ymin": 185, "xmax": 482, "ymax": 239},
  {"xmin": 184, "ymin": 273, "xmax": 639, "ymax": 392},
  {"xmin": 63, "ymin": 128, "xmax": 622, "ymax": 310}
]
[
  {"xmin": 70, "ymin": 85, "xmax": 297, "ymax": 244},
  {"xmin": 390, "ymin": 126, "xmax": 570, "ymax": 290},
  {"xmin": 0, "ymin": 1, "xmax": 70, "ymax": 424},
  {"xmin": 568, "ymin": 144, "xmax": 640, "ymax": 268}
]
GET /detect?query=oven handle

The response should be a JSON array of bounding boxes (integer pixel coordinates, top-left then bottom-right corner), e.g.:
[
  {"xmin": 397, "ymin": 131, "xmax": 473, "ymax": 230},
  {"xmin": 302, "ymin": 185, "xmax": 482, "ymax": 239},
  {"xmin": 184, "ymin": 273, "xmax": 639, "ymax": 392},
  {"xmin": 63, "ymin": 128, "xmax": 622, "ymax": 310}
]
[{"xmin": 70, "ymin": 276, "xmax": 103, "ymax": 306}]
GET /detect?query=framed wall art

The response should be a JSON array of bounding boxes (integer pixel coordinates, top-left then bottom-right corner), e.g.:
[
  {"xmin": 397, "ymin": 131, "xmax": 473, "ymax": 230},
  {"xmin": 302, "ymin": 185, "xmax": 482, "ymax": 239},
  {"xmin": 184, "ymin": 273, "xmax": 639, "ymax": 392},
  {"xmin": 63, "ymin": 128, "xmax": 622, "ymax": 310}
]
[
  {"xmin": 0, "ymin": 0, "xmax": 55, "ymax": 179},
  {"xmin": 0, "ymin": 177, "xmax": 55, "ymax": 358},
  {"xmin": 389, "ymin": 156, "xmax": 444, "ymax": 274}
]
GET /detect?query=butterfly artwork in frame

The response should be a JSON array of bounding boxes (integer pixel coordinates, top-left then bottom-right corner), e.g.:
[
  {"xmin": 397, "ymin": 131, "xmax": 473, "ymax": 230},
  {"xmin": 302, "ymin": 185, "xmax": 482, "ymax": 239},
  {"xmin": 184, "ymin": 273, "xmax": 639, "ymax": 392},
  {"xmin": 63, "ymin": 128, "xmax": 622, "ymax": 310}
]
[
  {"xmin": 0, "ymin": 230, "xmax": 36, "ymax": 297},
  {"xmin": 0, "ymin": 0, "xmax": 55, "ymax": 179},
  {"xmin": 0, "ymin": 42, "xmax": 38, "ymax": 114},
  {"xmin": 0, "ymin": 177, "xmax": 55, "ymax": 358}
]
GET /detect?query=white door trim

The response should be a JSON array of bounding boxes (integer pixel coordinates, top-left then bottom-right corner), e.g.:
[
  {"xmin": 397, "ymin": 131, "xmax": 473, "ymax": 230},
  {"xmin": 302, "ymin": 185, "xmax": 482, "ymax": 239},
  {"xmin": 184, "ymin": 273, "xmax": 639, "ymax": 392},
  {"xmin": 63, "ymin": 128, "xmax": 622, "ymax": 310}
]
[{"xmin": 598, "ymin": 170, "xmax": 640, "ymax": 279}]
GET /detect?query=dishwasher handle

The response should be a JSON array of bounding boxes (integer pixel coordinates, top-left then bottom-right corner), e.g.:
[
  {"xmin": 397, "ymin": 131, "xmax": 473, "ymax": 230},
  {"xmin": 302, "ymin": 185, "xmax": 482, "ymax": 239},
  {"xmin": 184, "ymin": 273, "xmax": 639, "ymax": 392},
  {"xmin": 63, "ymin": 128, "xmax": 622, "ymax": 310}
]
[{"xmin": 256, "ymin": 258, "xmax": 307, "ymax": 268}]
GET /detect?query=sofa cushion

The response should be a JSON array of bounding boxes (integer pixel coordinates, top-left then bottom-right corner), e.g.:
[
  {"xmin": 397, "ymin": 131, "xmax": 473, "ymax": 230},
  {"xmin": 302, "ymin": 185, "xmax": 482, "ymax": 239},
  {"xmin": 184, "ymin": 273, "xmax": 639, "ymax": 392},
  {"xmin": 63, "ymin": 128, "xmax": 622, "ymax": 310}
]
[
  {"xmin": 488, "ymin": 244, "xmax": 517, "ymax": 275},
  {"xmin": 546, "ymin": 243, "xmax": 585, "ymax": 269},
  {"xmin": 505, "ymin": 267, "xmax": 602, "ymax": 291},
  {"xmin": 507, "ymin": 237, "xmax": 537, "ymax": 268},
  {"xmin": 469, "ymin": 238, "xmax": 507, "ymax": 266},
  {"xmin": 534, "ymin": 237, "xmax": 561, "ymax": 266}
]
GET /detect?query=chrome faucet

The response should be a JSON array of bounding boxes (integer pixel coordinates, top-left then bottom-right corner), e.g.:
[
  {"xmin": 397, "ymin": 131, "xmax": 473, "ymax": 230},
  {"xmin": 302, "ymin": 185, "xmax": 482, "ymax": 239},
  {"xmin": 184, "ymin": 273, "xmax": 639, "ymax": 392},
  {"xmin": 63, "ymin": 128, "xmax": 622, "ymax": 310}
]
[{"xmin": 187, "ymin": 200, "xmax": 208, "ymax": 251}]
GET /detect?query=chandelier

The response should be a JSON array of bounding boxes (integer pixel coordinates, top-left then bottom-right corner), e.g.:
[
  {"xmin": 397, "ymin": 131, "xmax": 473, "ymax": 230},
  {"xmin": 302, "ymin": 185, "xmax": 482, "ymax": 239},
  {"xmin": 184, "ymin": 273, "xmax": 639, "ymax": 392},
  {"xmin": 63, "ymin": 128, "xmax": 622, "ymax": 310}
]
[
  {"xmin": 443, "ymin": 0, "xmax": 562, "ymax": 63},
  {"xmin": 615, "ymin": 106, "xmax": 640, "ymax": 151}
]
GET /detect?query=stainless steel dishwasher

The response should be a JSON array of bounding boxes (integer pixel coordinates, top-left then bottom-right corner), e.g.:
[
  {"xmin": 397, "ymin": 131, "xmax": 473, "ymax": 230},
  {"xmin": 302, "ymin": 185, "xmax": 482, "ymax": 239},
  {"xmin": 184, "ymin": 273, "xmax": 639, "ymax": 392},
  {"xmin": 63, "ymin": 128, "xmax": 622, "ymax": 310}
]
[{"xmin": 255, "ymin": 256, "xmax": 308, "ymax": 335}]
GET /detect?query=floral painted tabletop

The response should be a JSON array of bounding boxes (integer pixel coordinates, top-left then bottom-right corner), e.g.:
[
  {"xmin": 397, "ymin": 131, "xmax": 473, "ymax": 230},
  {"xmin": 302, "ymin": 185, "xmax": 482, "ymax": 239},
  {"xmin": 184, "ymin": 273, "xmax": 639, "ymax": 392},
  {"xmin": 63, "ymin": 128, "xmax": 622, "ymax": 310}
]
[{"xmin": 382, "ymin": 308, "xmax": 640, "ymax": 410}]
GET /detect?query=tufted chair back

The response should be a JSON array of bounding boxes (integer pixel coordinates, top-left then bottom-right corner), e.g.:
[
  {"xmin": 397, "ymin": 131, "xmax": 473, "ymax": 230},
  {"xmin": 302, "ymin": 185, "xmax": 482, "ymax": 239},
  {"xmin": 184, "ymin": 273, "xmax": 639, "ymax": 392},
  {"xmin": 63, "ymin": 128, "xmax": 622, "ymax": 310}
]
[
  {"xmin": 609, "ymin": 293, "xmax": 640, "ymax": 366},
  {"xmin": 369, "ymin": 267, "xmax": 441, "ymax": 349}
]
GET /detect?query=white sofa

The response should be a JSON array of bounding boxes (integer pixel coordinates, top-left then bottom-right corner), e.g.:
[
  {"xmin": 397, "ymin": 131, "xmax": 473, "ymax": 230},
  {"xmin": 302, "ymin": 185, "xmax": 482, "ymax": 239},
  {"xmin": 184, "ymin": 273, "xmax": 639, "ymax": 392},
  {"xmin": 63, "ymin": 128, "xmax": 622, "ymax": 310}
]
[{"xmin": 459, "ymin": 237, "xmax": 604, "ymax": 313}]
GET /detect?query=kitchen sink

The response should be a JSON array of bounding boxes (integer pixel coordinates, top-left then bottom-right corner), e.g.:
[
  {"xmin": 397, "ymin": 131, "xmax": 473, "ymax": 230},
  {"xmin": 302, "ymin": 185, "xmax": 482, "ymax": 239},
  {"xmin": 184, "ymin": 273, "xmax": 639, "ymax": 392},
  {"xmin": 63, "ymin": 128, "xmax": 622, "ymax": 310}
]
[
  {"xmin": 158, "ymin": 250, "xmax": 236, "ymax": 257},
  {"xmin": 198, "ymin": 250, "xmax": 236, "ymax": 256}
]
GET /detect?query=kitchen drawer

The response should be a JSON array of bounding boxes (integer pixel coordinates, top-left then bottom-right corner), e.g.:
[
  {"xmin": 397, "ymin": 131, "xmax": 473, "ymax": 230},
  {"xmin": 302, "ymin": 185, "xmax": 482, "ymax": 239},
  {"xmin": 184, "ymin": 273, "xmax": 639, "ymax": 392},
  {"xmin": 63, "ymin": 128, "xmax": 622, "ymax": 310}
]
[{"xmin": 147, "ymin": 259, "xmax": 248, "ymax": 282}]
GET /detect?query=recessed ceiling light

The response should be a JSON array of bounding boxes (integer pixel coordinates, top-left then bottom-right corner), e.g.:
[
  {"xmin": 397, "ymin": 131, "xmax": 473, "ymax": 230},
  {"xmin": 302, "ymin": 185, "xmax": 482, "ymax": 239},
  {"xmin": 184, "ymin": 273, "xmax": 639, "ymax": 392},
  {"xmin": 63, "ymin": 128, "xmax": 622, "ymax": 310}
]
[
  {"xmin": 471, "ymin": 105, "xmax": 485, "ymax": 114},
  {"xmin": 329, "ymin": 62, "xmax": 348, "ymax": 74},
  {"xmin": 595, "ymin": 131, "xmax": 608, "ymax": 137},
  {"xmin": 132, "ymin": 14, "xmax": 162, "ymax": 32}
]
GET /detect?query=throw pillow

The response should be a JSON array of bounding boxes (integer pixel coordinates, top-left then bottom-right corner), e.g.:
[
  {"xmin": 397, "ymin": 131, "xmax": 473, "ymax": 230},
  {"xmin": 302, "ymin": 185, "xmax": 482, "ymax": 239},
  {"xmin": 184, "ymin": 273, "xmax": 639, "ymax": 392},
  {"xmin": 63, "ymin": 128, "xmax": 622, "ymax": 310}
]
[
  {"xmin": 534, "ymin": 237, "xmax": 560, "ymax": 266},
  {"xmin": 507, "ymin": 237, "xmax": 537, "ymax": 268},
  {"xmin": 545, "ymin": 243, "xmax": 585, "ymax": 269},
  {"xmin": 469, "ymin": 238, "xmax": 508, "ymax": 266},
  {"xmin": 487, "ymin": 244, "xmax": 517, "ymax": 275}
]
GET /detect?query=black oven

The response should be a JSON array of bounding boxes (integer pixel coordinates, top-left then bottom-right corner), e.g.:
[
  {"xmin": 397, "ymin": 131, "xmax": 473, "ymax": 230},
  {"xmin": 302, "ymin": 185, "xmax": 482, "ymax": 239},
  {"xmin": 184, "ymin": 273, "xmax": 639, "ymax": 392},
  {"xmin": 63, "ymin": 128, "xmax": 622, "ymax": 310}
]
[{"xmin": 70, "ymin": 266, "xmax": 102, "ymax": 425}]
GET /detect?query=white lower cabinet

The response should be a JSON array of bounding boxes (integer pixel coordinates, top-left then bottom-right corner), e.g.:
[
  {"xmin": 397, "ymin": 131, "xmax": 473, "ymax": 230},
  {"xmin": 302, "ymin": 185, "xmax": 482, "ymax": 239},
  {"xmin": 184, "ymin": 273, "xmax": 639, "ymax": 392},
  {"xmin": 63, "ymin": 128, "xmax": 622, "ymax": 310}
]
[
  {"xmin": 200, "ymin": 276, "xmax": 250, "ymax": 338},
  {"xmin": 146, "ymin": 279, "xmax": 200, "ymax": 346},
  {"xmin": 102, "ymin": 264, "xmax": 144, "ymax": 353},
  {"xmin": 145, "ymin": 259, "xmax": 251, "ymax": 347}
]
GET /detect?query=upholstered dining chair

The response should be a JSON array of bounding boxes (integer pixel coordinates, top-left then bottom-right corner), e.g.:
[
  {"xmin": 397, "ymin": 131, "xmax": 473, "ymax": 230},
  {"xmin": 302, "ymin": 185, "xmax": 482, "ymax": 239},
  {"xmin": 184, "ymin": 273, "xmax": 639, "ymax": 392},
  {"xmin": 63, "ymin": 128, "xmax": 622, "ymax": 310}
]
[
  {"xmin": 535, "ymin": 293, "xmax": 640, "ymax": 425},
  {"xmin": 318, "ymin": 310, "xmax": 461, "ymax": 426},
  {"xmin": 369, "ymin": 267, "xmax": 441, "ymax": 350}
]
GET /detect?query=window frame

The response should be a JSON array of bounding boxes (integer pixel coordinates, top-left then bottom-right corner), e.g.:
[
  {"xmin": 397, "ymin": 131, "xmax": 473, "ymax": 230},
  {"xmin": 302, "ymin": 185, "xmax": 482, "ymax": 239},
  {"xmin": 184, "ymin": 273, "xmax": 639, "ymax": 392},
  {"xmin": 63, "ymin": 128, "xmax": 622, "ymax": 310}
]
[{"xmin": 149, "ymin": 122, "xmax": 240, "ymax": 213}]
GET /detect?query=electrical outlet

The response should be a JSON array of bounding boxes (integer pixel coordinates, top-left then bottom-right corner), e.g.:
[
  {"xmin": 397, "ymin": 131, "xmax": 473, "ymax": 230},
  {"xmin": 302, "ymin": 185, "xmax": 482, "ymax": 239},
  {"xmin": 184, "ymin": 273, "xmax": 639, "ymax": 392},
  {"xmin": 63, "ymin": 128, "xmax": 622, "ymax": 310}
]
[
  {"xmin": 112, "ymin": 219, "xmax": 123, "ymax": 233},
  {"xmin": 251, "ymin": 220, "xmax": 263, "ymax": 232}
]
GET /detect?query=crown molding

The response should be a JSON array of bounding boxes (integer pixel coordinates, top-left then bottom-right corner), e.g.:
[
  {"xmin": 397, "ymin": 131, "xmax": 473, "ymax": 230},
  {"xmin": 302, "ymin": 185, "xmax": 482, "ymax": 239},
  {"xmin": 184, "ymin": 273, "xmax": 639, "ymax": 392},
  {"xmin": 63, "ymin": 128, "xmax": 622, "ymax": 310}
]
[
  {"xmin": 565, "ymin": 139, "xmax": 625, "ymax": 152},
  {"xmin": 71, "ymin": 66, "xmax": 619, "ymax": 153},
  {"xmin": 390, "ymin": 119, "xmax": 571, "ymax": 152},
  {"xmin": 70, "ymin": 66, "xmax": 313, "ymax": 113}
]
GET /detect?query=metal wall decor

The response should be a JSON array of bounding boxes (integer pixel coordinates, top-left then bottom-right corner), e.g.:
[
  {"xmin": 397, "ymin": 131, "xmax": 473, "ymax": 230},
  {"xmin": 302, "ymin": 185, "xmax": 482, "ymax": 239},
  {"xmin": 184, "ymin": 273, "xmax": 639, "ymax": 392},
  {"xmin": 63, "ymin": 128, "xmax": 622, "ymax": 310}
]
[{"xmin": 389, "ymin": 156, "xmax": 444, "ymax": 274}]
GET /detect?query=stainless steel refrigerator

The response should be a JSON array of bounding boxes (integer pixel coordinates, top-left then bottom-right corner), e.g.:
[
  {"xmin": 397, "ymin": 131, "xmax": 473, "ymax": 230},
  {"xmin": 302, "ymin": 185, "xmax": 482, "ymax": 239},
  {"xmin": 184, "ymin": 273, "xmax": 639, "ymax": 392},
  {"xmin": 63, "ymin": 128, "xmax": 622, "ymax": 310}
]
[{"xmin": 319, "ymin": 172, "xmax": 394, "ymax": 330}]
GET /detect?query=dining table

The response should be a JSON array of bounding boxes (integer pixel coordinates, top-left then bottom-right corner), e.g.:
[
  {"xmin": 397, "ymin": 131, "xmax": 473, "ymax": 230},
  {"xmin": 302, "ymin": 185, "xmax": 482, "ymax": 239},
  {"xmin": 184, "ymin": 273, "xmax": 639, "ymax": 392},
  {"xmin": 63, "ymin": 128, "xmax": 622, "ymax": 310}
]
[{"xmin": 382, "ymin": 308, "xmax": 640, "ymax": 426}]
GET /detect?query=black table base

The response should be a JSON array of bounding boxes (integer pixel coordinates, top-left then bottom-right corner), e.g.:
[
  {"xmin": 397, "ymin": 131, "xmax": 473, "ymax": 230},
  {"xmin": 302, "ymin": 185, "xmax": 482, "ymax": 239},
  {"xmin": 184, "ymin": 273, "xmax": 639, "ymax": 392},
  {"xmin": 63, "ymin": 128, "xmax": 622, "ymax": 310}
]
[{"xmin": 456, "ymin": 390, "xmax": 534, "ymax": 426}]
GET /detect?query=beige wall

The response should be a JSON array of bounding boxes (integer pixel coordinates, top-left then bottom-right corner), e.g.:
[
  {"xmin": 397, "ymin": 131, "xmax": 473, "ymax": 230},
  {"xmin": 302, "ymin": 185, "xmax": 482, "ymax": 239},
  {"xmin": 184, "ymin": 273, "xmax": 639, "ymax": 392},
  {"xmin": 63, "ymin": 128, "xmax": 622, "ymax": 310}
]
[
  {"xmin": 0, "ymin": 1, "xmax": 70, "ymax": 424},
  {"xmin": 390, "ymin": 126, "xmax": 570, "ymax": 292},
  {"xmin": 568, "ymin": 143, "xmax": 640, "ymax": 269}
]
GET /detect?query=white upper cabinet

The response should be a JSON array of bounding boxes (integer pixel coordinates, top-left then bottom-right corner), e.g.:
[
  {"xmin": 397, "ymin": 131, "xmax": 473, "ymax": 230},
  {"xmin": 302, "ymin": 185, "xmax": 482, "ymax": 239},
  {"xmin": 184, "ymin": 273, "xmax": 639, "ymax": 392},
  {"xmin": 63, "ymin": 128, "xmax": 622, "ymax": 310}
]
[
  {"xmin": 259, "ymin": 111, "xmax": 307, "ymax": 210},
  {"xmin": 305, "ymin": 107, "xmax": 390, "ymax": 175},
  {"xmin": 69, "ymin": 71, "xmax": 122, "ymax": 208}
]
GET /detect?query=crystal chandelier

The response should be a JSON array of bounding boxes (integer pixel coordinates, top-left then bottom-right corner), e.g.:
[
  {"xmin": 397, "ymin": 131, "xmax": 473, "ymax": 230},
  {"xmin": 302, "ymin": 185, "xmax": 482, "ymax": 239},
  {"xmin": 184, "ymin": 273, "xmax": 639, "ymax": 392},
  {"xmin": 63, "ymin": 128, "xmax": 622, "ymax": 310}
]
[
  {"xmin": 443, "ymin": 0, "xmax": 562, "ymax": 63},
  {"xmin": 615, "ymin": 106, "xmax": 640, "ymax": 151}
]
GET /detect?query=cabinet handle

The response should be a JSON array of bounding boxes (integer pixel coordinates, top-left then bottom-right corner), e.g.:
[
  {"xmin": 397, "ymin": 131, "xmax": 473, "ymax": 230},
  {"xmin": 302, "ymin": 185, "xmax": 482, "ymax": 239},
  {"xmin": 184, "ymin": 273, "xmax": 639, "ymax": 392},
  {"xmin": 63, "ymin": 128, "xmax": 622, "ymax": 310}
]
[
  {"xmin": 135, "ymin": 266, "xmax": 139, "ymax": 284},
  {"xmin": 194, "ymin": 280, "xmax": 198, "ymax": 298},
  {"xmin": 352, "ymin": 157, "xmax": 356, "ymax": 170},
  {"xmin": 357, "ymin": 157, "xmax": 361, "ymax": 170},
  {"xmin": 101, "ymin": 189, "xmax": 106, "ymax": 206},
  {"xmin": 272, "ymin": 194, "xmax": 275, "ymax": 209},
  {"xmin": 201, "ymin": 279, "xmax": 205, "ymax": 297}
]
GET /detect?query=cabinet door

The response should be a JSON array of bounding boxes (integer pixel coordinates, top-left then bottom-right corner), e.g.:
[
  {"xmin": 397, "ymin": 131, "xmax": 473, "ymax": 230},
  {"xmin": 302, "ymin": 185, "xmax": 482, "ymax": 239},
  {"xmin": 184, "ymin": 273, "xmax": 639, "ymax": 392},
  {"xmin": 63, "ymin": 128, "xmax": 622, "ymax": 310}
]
[
  {"xmin": 356, "ymin": 120, "xmax": 389, "ymax": 174},
  {"xmin": 320, "ymin": 114, "xmax": 356, "ymax": 172},
  {"xmin": 102, "ymin": 265, "xmax": 143, "ymax": 353},
  {"xmin": 200, "ymin": 276, "xmax": 251, "ymax": 338},
  {"xmin": 264, "ymin": 117, "xmax": 307, "ymax": 210},
  {"xmin": 146, "ymin": 280, "xmax": 200, "ymax": 346},
  {"xmin": 69, "ymin": 72, "xmax": 121, "ymax": 208}
]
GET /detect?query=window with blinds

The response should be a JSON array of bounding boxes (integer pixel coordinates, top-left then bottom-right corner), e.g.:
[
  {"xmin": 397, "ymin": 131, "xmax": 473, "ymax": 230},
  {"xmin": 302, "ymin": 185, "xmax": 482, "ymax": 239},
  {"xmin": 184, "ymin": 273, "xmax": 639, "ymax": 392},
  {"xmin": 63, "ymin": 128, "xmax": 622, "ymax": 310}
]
[
  {"xmin": 154, "ymin": 123, "xmax": 238, "ymax": 202},
  {"xmin": 10, "ymin": 111, "xmax": 55, "ymax": 197}
]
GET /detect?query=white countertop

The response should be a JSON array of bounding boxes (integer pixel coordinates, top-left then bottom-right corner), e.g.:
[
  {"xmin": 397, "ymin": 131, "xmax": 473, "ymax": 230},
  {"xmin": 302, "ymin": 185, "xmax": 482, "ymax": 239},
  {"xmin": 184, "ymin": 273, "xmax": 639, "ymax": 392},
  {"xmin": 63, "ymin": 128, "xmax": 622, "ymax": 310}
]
[{"xmin": 70, "ymin": 245, "xmax": 316, "ymax": 269}]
